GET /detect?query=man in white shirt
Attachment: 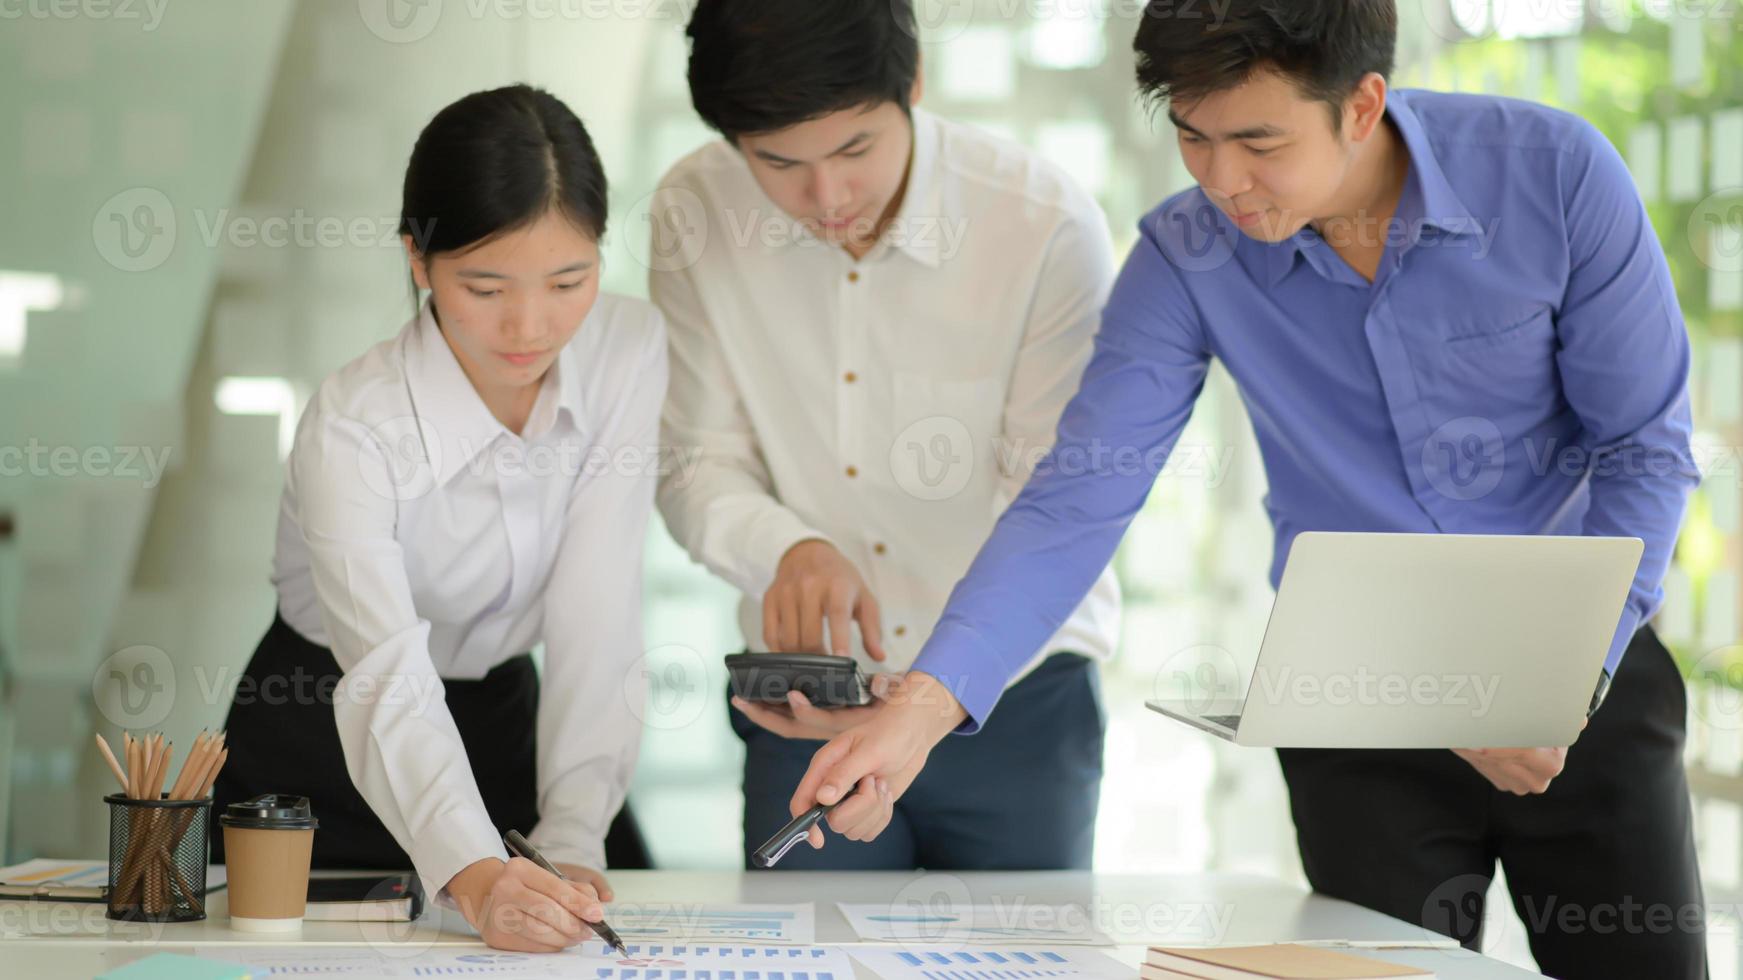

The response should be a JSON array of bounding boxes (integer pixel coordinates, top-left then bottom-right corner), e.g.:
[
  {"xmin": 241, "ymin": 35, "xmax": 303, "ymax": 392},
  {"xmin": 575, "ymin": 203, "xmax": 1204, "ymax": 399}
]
[{"xmin": 650, "ymin": 0, "xmax": 1121, "ymax": 869}]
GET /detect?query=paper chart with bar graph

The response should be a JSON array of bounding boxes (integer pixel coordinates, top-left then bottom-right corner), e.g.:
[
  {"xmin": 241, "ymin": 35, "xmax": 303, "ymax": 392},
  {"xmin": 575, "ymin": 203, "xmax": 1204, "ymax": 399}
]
[
  {"xmin": 836, "ymin": 904, "xmax": 1112, "ymax": 946},
  {"xmin": 607, "ymin": 903, "xmax": 814, "ymax": 944},
  {"xmin": 847, "ymin": 946, "xmax": 1134, "ymax": 980},
  {"xmin": 196, "ymin": 940, "xmax": 857, "ymax": 979}
]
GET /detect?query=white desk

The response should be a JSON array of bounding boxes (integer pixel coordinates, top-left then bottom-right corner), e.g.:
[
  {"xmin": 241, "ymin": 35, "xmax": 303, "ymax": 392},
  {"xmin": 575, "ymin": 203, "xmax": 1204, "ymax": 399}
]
[{"xmin": 1, "ymin": 870, "xmax": 1543, "ymax": 978}]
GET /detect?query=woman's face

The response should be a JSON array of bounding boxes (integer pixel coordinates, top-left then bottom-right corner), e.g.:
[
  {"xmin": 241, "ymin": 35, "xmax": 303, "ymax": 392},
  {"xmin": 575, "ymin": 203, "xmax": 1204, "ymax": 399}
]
[{"xmin": 404, "ymin": 209, "xmax": 602, "ymax": 395}]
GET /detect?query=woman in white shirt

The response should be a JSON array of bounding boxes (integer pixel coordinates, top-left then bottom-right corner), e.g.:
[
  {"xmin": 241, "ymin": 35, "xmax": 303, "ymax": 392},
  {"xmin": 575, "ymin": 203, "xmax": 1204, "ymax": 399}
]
[{"xmin": 210, "ymin": 84, "xmax": 668, "ymax": 953}]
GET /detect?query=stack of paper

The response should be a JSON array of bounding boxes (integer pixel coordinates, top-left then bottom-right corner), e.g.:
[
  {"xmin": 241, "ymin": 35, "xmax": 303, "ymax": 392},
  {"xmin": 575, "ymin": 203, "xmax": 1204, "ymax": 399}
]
[{"xmin": 1144, "ymin": 945, "xmax": 1436, "ymax": 980}]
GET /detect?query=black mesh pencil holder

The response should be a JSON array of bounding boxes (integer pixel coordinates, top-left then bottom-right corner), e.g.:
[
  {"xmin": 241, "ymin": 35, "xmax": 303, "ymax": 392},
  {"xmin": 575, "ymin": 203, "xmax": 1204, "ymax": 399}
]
[{"xmin": 104, "ymin": 793, "xmax": 211, "ymax": 922}]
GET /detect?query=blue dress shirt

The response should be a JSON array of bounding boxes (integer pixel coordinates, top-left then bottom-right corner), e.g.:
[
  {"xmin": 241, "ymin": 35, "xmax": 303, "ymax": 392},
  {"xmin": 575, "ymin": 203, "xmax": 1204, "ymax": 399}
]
[{"xmin": 913, "ymin": 89, "xmax": 1699, "ymax": 731}]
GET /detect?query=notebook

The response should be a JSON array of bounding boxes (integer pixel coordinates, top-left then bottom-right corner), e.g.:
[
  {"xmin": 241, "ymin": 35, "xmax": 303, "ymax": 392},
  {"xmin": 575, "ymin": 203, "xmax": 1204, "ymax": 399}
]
[
  {"xmin": 1145, "ymin": 945, "xmax": 1435, "ymax": 980},
  {"xmin": 0, "ymin": 858, "xmax": 226, "ymax": 903},
  {"xmin": 305, "ymin": 873, "xmax": 425, "ymax": 921}
]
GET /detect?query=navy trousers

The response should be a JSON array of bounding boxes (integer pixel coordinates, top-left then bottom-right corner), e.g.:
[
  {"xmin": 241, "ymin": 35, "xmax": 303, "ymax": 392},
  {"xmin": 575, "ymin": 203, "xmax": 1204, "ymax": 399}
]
[{"xmin": 732, "ymin": 652, "xmax": 1106, "ymax": 870}]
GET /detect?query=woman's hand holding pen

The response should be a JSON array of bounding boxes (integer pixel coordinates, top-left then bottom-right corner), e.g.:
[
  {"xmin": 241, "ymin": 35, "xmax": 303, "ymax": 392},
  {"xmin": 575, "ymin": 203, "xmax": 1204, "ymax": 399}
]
[
  {"xmin": 787, "ymin": 671, "xmax": 968, "ymax": 849},
  {"xmin": 448, "ymin": 856, "xmax": 607, "ymax": 952}
]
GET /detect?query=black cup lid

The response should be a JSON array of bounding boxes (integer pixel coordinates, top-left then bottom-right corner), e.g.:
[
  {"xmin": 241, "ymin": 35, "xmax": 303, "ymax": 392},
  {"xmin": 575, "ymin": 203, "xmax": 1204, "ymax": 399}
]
[{"xmin": 220, "ymin": 793, "xmax": 319, "ymax": 830}]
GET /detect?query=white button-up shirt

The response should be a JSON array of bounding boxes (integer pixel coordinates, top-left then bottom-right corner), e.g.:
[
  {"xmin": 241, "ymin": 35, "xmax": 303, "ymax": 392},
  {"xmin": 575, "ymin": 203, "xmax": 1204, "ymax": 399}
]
[
  {"xmin": 272, "ymin": 293, "xmax": 667, "ymax": 893},
  {"xmin": 650, "ymin": 108, "xmax": 1121, "ymax": 687}
]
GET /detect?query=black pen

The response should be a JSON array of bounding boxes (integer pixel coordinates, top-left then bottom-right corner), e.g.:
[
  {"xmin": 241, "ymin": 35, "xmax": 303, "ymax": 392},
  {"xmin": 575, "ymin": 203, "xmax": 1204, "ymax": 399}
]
[
  {"xmin": 503, "ymin": 829, "xmax": 628, "ymax": 956},
  {"xmin": 751, "ymin": 800, "xmax": 842, "ymax": 868}
]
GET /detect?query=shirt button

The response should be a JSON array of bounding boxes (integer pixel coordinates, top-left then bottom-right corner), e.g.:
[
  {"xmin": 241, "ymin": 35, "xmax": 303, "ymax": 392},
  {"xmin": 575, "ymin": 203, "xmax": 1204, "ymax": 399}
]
[
  {"xmin": 894, "ymin": 626, "xmax": 907, "ymax": 637},
  {"xmin": 874, "ymin": 542, "xmax": 887, "ymax": 555},
  {"xmin": 846, "ymin": 465, "xmax": 859, "ymax": 478},
  {"xmin": 847, "ymin": 270, "xmax": 860, "ymax": 283},
  {"xmin": 844, "ymin": 371, "xmax": 858, "ymax": 384}
]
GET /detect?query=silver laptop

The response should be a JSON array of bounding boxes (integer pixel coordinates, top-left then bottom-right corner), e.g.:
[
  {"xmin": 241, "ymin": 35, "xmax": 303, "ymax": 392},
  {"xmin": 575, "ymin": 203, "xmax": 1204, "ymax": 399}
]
[{"xmin": 1146, "ymin": 532, "xmax": 1643, "ymax": 749}]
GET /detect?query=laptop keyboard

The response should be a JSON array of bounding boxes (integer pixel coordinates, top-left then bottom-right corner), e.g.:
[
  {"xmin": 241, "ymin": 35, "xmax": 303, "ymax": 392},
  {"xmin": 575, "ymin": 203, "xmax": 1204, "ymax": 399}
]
[{"xmin": 1201, "ymin": 715, "xmax": 1242, "ymax": 730}]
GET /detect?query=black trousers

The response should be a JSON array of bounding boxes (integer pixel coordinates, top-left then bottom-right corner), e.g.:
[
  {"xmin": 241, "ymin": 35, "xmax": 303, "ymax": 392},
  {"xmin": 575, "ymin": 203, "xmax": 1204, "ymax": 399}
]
[
  {"xmin": 212, "ymin": 614, "xmax": 649, "ymax": 871},
  {"xmin": 1277, "ymin": 626, "xmax": 1704, "ymax": 979}
]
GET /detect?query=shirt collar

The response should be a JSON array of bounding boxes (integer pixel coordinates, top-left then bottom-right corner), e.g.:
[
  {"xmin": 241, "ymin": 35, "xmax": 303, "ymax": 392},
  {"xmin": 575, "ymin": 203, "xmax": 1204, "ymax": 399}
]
[
  {"xmin": 1387, "ymin": 89, "xmax": 1480, "ymax": 239},
  {"xmin": 883, "ymin": 107, "xmax": 944, "ymax": 269},
  {"xmin": 402, "ymin": 298, "xmax": 586, "ymax": 488},
  {"xmin": 1264, "ymin": 89, "xmax": 1479, "ymax": 288}
]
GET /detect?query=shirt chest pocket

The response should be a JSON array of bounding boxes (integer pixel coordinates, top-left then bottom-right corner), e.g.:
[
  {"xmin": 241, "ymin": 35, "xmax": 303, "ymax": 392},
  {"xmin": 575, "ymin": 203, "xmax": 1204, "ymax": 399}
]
[
  {"xmin": 1435, "ymin": 304, "xmax": 1556, "ymax": 349},
  {"xmin": 886, "ymin": 372, "xmax": 1006, "ymax": 498},
  {"xmin": 890, "ymin": 372, "xmax": 1006, "ymax": 440},
  {"xmin": 1410, "ymin": 304, "xmax": 1560, "ymax": 414}
]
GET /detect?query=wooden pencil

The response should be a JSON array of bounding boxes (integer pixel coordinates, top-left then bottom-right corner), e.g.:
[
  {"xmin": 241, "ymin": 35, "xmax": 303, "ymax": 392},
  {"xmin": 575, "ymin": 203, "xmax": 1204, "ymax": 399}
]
[
  {"xmin": 169, "ymin": 731, "xmax": 208, "ymax": 801},
  {"xmin": 94, "ymin": 734, "xmax": 127, "ymax": 794},
  {"xmin": 127, "ymin": 735, "xmax": 141, "ymax": 799}
]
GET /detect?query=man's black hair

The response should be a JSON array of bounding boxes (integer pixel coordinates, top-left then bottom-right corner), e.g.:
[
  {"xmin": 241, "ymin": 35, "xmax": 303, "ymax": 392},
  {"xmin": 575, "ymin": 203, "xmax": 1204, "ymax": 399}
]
[{"xmin": 686, "ymin": 0, "xmax": 921, "ymax": 142}]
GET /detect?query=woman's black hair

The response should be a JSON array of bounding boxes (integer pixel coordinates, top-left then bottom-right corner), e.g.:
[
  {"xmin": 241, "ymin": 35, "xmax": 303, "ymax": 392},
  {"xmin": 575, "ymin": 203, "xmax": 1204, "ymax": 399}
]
[{"xmin": 398, "ymin": 84, "xmax": 608, "ymax": 310}]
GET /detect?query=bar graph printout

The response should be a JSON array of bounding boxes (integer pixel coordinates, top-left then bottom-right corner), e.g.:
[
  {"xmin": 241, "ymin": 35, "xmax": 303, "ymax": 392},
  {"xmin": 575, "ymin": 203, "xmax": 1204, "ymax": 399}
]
[
  {"xmin": 846, "ymin": 945, "xmax": 1134, "ymax": 980},
  {"xmin": 196, "ymin": 940, "xmax": 856, "ymax": 979}
]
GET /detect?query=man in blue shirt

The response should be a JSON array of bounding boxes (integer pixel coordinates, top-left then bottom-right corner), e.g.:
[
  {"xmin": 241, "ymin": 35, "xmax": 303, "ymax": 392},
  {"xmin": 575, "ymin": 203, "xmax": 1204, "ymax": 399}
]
[{"xmin": 777, "ymin": 2, "xmax": 1703, "ymax": 975}]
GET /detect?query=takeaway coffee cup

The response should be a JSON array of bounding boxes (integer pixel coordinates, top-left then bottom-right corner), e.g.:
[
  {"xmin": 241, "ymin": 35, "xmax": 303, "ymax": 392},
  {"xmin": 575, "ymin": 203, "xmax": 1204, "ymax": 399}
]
[{"xmin": 221, "ymin": 794, "xmax": 318, "ymax": 932}]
